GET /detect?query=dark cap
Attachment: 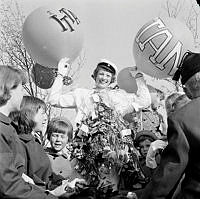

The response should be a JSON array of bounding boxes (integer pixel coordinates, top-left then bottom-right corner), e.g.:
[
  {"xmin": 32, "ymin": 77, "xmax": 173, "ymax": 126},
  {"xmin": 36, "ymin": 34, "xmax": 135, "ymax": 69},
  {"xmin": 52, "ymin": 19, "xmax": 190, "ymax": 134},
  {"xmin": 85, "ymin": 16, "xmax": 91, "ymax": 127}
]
[
  {"xmin": 134, "ymin": 130, "xmax": 158, "ymax": 147},
  {"xmin": 97, "ymin": 58, "xmax": 117, "ymax": 75},
  {"xmin": 173, "ymin": 52, "xmax": 200, "ymax": 85}
]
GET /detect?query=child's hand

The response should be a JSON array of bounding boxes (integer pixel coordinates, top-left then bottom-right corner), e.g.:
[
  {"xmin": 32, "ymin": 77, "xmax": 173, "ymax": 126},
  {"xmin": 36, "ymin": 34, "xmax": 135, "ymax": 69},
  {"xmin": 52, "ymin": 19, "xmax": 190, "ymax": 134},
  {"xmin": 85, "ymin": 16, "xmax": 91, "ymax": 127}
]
[
  {"xmin": 67, "ymin": 178, "xmax": 86, "ymax": 189},
  {"xmin": 75, "ymin": 179, "xmax": 88, "ymax": 193},
  {"xmin": 127, "ymin": 192, "xmax": 138, "ymax": 199},
  {"xmin": 22, "ymin": 173, "xmax": 35, "ymax": 184},
  {"xmin": 57, "ymin": 57, "xmax": 70, "ymax": 76},
  {"xmin": 50, "ymin": 180, "xmax": 71, "ymax": 196}
]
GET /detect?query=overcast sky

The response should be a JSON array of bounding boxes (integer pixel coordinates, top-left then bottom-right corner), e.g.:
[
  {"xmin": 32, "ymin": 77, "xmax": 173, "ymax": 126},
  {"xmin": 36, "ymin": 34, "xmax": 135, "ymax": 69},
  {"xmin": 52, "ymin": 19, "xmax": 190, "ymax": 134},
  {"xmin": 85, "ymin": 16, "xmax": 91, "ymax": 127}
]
[
  {"xmin": 2, "ymin": 0, "xmax": 195, "ymax": 123},
  {"xmin": 17, "ymin": 0, "xmax": 165, "ymax": 88},
  {"xmin": 2, "ymin": 0, "xmax": 197, "ymax": 89}
]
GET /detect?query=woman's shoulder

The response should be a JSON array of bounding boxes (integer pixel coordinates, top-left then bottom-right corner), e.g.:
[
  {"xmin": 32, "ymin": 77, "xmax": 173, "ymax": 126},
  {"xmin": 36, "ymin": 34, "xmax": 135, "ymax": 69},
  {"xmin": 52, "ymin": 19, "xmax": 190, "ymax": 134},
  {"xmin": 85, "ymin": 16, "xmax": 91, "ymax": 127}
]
[
  {"xmin": 18, "ymin": 133, "xmax": 34, "ymax": 143},
  {"xmin": 73, "ymin": 88, "xmax": 94, "ymax": 99},
  {"xmin": 108, "ymin": 88, "xmax": 134, "ymax": 99},
  {"xmin": 74, "ymin": 87, "xmax": 91, "ymax": 94}
]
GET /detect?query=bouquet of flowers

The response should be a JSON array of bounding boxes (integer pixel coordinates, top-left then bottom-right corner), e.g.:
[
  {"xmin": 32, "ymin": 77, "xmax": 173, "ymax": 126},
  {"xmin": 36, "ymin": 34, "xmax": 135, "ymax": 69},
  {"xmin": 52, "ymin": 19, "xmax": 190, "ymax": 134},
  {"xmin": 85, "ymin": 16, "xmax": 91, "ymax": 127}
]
[{"xmin": 69, "ymin": 95, "xmax": 145, "ymax": 197}]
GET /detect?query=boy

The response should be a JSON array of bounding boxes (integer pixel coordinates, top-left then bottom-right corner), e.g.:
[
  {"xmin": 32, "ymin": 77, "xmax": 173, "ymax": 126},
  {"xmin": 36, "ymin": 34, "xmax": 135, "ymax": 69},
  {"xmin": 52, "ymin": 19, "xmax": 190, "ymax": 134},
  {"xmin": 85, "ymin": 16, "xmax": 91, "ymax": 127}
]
[
  {"xmin": 134, "ymin": 130, "xmax": 158, "ymax": 186},
  {"xmin": 45, "ymin": 117, "xmax": 76, "ymax": 179}
]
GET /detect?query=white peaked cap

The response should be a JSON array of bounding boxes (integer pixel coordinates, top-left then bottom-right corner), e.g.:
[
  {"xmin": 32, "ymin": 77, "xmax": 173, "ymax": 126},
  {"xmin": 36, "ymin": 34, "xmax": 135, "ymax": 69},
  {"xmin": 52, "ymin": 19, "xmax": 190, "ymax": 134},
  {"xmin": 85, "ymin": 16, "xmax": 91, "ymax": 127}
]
[{"xmin": 98, "ymin": 58, "xmax": 118, "ymax": 74}]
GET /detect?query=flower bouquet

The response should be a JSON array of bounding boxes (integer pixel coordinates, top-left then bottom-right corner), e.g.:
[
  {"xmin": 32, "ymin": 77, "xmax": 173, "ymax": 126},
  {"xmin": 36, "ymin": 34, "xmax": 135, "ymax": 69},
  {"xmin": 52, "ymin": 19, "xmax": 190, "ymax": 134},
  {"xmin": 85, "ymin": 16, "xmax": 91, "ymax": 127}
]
[{"xmin": 69, "ymin": 97, "xmax": 145, "ymax": 197}]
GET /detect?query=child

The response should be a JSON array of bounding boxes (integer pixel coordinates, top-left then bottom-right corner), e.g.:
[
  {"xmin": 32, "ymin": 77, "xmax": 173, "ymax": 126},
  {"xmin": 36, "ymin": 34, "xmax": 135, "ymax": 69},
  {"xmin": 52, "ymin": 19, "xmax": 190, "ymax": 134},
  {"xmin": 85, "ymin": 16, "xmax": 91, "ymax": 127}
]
[
  {"xmin": 134, "ymin": 130, "xmax": 158, "ymax": 187},
  {"xmin": 45, "ymin": 117, "xmax": 80, "ymax": 180},
  {"xmin": 20, "ymin": 95, "xmax": 48, "ymax": 145},
  {"xmin": 9, "ymin": 108, "xmax": 55, "ymax": 190},
  {"xmin": 139, "ymin": 86, "xmax": 167, "ymax": 139},
  {"xmin": 10, "ymin": 104, "xmax": 86, "ymax": 198},
  {"xmin": 46, "ymin": 117, "xmax": 96, "ymax": 198}
]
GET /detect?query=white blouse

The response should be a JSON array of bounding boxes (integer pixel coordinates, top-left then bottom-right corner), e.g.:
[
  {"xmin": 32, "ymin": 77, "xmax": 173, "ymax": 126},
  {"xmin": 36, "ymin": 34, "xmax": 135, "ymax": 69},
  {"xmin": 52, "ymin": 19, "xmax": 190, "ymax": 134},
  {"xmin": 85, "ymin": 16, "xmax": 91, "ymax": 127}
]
[{"xmin": 48, "ymin": 78, "xmax": 151, "ymax": 124}]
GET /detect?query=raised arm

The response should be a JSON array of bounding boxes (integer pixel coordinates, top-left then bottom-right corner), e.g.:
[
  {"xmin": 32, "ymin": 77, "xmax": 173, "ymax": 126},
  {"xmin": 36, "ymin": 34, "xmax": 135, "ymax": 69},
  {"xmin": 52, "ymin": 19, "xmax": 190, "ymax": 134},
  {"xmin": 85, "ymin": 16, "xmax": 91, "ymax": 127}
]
[
  {"xmin": 135, "ymin": 74, "xmax": 151, "ymax": 108},
  {"xmin": 129, "ymin": 69, "xmax": 151, "ymax": 109},
  {"xmin": 47, "ymin": 58, "xmax": 76, "ymax": 108}
]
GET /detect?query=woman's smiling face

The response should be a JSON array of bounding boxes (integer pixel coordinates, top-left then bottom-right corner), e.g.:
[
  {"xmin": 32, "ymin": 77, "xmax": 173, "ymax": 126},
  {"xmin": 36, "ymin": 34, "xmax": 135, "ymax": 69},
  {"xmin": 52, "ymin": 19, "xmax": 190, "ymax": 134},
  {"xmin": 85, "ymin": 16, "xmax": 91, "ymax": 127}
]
[{"xmin": 95, "ymin": 68, "xmax": 113, "ymax": 89}]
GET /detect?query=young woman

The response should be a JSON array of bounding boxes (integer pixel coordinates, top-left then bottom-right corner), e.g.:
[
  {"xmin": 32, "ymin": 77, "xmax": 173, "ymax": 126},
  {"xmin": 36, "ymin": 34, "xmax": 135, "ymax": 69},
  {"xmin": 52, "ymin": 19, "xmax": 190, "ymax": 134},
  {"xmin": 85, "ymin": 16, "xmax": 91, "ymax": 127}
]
[
  {"xmin": 0, "ymin": 65, "xmax": 57, "ymax": 199},
  {"xmin": 10, "ymin": 96, "xmax": 86, "ymax": 198},
  {"xmin": 48, "ymin": 58, "xmax": 151, "ymax": 125},
  {"xmin": 47, "ymin": 58, "xmax": 151, "ymax": 194}
]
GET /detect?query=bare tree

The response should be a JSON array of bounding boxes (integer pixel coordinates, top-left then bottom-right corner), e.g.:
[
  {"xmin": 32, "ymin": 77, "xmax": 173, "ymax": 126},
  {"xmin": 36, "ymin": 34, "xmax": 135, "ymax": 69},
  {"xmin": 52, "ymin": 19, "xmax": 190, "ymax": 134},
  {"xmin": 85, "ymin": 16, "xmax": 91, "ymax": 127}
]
[
  {"xmin": 0, "ymin": 0, "xmax": 85, "ymax": 98},
  {"xmin": 161, "ymin": 0, "xmax": 200, "ymax": 92},
  {"xmin": 162, "ymin": 0, "xmax": 200, "ymax": 45},
  {"xmin": 0, "ymin": 0, "xmax": 86, "ymax": 123},
  {"xmin": 0, "ymin": 0, "xmax": 38, "ymax": 96}
]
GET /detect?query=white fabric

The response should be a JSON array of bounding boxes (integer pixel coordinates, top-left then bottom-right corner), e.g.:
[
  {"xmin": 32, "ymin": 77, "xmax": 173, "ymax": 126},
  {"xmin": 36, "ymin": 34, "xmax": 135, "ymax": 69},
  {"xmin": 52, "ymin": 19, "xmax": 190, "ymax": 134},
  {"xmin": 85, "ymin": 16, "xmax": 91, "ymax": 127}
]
[
  {"xmin": 146, "ymin": 140, "xmax": 168, "ymax": 169},
  {"xmin": 48, "ymin": 78, "xmax": 151, "ymax": 124},
  {"xmin": 99, "ymin": 58, "xmax": 118, "ymax": 74}
]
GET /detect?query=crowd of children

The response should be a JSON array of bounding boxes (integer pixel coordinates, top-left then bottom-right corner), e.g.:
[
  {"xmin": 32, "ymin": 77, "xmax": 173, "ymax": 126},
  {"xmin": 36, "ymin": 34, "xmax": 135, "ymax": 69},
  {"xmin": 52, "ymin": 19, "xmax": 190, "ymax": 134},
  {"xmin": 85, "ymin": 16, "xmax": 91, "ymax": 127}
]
[
  {"xmin": 0, "ymin": 58, "xmax": 192, "ymax": 199},
  {"xmin": 9, "ymin": 91, "xmax": 188, "ymax": 198}
]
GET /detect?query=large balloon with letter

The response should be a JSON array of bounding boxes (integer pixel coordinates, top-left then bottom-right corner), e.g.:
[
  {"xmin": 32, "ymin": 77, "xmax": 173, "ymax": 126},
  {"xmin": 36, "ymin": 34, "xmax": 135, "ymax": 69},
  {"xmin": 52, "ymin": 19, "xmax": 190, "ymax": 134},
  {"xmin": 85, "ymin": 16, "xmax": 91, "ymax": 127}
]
[
  {"xmin": 117, "ymin": 67, "xmax": 137, "ymax": 93},
  {"xmin": 23, "ymin": 6, "xmax": 83, "ymax": 68},
  {"xmin": 133, "ymin": 17, "xmax": 195, "ymax": 79},
  {"xmin": 31, "ymin": 63, "xmax": 57, "ymax": 89}
]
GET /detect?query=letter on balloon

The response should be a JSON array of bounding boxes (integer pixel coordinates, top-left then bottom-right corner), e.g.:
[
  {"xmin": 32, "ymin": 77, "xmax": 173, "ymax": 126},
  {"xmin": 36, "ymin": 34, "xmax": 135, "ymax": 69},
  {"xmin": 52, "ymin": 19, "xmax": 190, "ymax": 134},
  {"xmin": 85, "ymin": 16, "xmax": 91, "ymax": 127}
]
[
  {"xmin": 135, "ymin": 18, "xmax": 182, "ymax": 75},
  {"xmin": 49, "ymin": 8, "xmax": 80, "ymax": 32}
]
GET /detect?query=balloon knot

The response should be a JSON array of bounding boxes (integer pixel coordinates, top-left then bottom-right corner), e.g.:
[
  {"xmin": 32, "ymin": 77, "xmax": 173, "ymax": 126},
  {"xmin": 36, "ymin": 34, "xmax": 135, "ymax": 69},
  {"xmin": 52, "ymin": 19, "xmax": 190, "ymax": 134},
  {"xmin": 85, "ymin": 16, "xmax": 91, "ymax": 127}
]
[{"xmin": 63, "ymin": 76, "xmax": 73, "ymax": 86}]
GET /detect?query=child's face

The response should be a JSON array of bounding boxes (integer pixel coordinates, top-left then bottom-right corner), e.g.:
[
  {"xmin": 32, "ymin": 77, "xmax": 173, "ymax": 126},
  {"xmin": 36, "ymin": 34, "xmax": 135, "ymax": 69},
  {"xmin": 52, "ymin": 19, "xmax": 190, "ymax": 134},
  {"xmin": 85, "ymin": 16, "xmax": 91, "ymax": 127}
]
[
  {"xmin": 33, "ymin": 107, "xmax": 48, "ymax": 135},
  {"xmin": 150, "ymin": 92, "xmax": 161, "ymax": 110},
  {"xmin": 50, "ymin": 132, "xmax": 69, "ymax": 152},
  {"xmin": 138, "ymin": 139, "xmax": 152, "ymax": 157}
]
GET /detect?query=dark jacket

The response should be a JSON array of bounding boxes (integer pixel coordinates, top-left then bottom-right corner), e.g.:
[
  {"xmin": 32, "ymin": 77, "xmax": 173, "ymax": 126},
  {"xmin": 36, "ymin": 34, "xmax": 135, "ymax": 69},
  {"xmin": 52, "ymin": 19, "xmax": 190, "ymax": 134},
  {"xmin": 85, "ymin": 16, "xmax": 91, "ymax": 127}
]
[
  {"xmin": 45, "ymin": 147, "xmax": 81, "ymax": 180},
  {"xmin": 140, "ymin": 97, "xmax": 200, "ymax": 199},
  {"xmin": 18, "ymin": 133, "xmax": 64, "ymax": 190},
  {"xmin": 0, "ymin": 112, "xmax": 57, "ymax": 199}
]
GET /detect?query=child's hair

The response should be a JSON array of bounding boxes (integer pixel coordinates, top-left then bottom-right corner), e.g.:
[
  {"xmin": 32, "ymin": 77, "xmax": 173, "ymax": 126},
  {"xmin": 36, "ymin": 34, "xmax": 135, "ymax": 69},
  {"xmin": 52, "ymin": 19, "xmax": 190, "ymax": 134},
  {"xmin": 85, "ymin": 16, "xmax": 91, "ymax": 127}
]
[
  {"xmin": 165, "ymin": 92, "xmax": 182, "ymax": 115},
  {"xmin": 9, "ymin": 109, "xmax": 36, "ymax": 135},
  {"xmin": 134, "ymin": 130, "xmax": 158, "ymax": 148},
  {"xmin": 20, "ymin": 96, "xmax": 46, "ymax": 114},
  {"xmin": 172, "ymin": 94, "xmax": 190, "ymax": 112},
  {"xmin": 147, "ymin": 85, "xmax": 165, "ymax": 100},
  {"xmin": 0, "ymin": 65, "xmax": 26, "ymax": 106},
  {"xmin": 46, "ymin": 117, "xmax": 73, "ymax": 142}
]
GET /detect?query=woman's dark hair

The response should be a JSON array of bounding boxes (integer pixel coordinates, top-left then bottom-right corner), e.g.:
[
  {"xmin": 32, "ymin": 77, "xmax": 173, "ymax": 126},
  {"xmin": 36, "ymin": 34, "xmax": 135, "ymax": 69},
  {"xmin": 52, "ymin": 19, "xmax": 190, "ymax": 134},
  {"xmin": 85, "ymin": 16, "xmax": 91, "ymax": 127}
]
[
  {"xmin": 46, "ymin": 117, "xmax": 73, "ymax": 142},
  {"xmin": 9, "ymin": 109, "xmax": 36, "ymax": 135},
  {"xmin": 20, "ymin": 96, "xmax": 46, "ymax": 115},
  {"xmin": 0, "ymin": 65, "xmax": 26, "ymax": 106}
]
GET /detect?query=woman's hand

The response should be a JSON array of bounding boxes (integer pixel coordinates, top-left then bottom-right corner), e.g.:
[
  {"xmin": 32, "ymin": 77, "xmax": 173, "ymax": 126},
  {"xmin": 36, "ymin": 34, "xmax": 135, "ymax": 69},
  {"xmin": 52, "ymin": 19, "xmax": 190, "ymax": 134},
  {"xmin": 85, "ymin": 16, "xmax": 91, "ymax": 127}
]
[
  {"xmin": 129, "ymin": 67, "xmax": 143, "ymax": 79},
  {"xmin": 57, "ymin": 58, "xmax": 70, "ymax": 76}
]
